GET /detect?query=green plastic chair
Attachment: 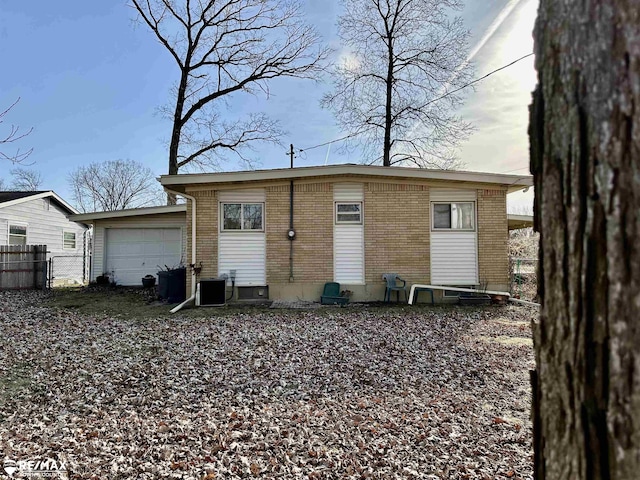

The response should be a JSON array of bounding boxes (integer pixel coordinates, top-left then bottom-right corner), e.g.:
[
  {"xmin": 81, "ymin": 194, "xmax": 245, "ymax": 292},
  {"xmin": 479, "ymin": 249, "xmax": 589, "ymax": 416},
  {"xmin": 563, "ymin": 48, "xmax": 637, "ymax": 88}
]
[
  {"xmin": 382, "ymin": 273, "xmax": 407, "ymax": 303},
  {"xmin": 321, "ymin": 282, "xmax": 349, "ymax": 305}
]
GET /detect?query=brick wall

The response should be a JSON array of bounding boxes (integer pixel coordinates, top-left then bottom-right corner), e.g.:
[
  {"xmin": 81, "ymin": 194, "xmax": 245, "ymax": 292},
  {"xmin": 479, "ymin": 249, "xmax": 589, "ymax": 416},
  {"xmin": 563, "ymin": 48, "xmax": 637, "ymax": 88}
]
[
  {"xmin": 266, "ymin": 182, "xmax": 333, "ymax": 284},
  {"xmin": 364, "ymin": 183, "xmax": 430, "ymax": 287},
  {"xmin": 183, "ymin": 179, "xmax": 510, "ymax": 298},
  {"xmin": 477, "ymin": 188, "xmax": 509, "ymax": 289},
  {"xmin": 185, "ymin": 189, "xmax": 218, "ymax": 294}
]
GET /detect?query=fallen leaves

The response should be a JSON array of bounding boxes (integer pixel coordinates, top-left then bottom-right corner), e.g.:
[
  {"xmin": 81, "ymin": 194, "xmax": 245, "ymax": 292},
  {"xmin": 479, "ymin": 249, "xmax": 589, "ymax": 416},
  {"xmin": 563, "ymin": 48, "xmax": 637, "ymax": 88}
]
[{"xmin": 0, "ymin": 291, "xmax": 535, "ymax": 479}]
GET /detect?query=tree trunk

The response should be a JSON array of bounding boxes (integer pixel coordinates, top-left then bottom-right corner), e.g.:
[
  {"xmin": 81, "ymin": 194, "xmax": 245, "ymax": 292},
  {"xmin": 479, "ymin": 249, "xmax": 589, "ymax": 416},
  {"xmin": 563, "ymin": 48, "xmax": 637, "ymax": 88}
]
[
  {"xmin": 383, "ymin": 44, "xmax": 394, "ymax": 167},
  {"xmin": 166, "ymin": 69, "xmax": 189, "ymax": 205},
  {"xmin": 530, "ymin": 1, "xmax": 640, "ymax": 478}
]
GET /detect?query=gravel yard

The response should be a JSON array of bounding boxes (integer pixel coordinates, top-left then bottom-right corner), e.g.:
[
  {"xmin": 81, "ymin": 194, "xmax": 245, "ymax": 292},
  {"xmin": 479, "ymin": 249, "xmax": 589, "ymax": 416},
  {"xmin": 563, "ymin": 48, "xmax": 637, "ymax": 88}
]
[{"xmin": 0, "ymin": 290, "xmax": 536, "ymax": 479}]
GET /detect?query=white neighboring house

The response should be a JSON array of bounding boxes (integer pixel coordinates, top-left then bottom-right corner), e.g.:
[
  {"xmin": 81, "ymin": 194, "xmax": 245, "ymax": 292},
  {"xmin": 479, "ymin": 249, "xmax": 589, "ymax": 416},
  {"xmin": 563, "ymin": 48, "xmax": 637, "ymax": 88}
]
[
  {"xmin": 70, "ymin": 205, "xmax": 187, "ymax": 286},
  {"xmin": 0, "ymin": 191, "xmax": 89, "ymax": 285}
]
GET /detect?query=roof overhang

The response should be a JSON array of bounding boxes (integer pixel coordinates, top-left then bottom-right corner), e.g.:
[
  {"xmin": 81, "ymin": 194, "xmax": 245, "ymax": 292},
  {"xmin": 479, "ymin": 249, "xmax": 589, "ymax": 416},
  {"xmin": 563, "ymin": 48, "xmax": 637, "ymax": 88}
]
[
  {"xmin": 69, "ymin": 204, "xmax": 186, "ymax": 222},
  {"xmin": 0, "ymin": 190, "xmax": 80, "ymax": 215},
  {"xmin": 159, "ymin": 164, "xmax": 533, "ymax": 194},
  {"xmin": 508, "ymin": 214, "xmax": 534, "ymax": 230}
]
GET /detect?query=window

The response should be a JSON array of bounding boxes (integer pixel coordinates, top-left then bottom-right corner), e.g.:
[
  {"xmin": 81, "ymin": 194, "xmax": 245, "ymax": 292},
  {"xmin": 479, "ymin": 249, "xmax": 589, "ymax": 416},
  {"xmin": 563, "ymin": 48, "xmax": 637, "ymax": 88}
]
[
  {"xmin": 222, "ymin": 203, "xmax": 264, "ymax": 231},
  {"xmin": 8, "ymin": 225, "xmax": 27, "ymax": 246},
  {"xmin": 443, "ymin": 286, "xmax": 476, "ymax": 297},
  {"xmin": 63, "ymin": 231, "xmax": 77, "ymax": 249},
  {"xmin": 433, "ymin": 202, "xmax": 475, "ymax": 230},
  {"xmin": 336, "ymin": 202, "xmax": 362, "ymax": 224}
]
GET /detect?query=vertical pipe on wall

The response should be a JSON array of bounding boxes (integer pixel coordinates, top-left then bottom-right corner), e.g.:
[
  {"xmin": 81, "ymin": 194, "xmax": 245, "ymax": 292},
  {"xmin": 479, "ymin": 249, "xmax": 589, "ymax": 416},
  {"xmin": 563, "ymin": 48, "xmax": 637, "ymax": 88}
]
[
  {"xmin": 164, "ymin": 187, "xmax": 197, "ymax": 313},
  {"xmin": 289, "ymin": 144, "xmax": 295, "ymax": 283},
  {"xmin": 289, "ymin": 179, "xmax": 294, "ymax": 282}
]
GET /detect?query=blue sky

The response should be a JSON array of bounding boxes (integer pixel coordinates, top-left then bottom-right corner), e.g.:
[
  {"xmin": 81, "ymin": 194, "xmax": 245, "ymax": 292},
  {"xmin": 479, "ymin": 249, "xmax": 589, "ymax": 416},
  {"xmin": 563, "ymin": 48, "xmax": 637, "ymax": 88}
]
[{"xmin": 0, "ymin": 0, "xmax": 536, "ymax": 211}]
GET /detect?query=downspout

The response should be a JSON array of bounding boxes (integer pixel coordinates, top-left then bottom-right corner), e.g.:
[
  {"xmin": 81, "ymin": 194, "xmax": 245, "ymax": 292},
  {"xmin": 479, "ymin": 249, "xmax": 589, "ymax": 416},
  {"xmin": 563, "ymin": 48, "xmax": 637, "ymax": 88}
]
[{"xmin": 163, "ymin": 187, "xmax": 197, "ymax": 313}]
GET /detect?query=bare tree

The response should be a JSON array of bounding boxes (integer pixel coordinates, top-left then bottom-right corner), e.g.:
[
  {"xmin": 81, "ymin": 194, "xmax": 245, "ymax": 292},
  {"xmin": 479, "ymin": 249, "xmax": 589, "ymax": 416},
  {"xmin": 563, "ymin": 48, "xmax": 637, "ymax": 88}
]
[
  {"xmin": 130, "ymin": 0, "xmax": 329, "ymax": 201},
  {"xmin": 69, "ymin": 159, "xmax": 164, "ymax": 213},
  {"xmin": 10, "ymin": 167, "xmax": 43, "ymax": 190},
  {"xmin": 1, "ymin": 98, "xmax": 33, "ymax": 164},
  {"xmin": 530, "ymin": 0, "xmax": 640, "ymax": 477},
  {"xmin": 322, "ymin": 0, "xmax": 473, "ymax": 168}
]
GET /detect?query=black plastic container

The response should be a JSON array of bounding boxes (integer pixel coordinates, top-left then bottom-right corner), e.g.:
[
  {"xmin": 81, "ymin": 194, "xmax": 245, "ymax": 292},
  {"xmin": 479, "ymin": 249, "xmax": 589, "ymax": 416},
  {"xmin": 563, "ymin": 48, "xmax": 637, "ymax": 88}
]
[{"xmin": 157, "ymin": 268, "xmax": 186, "ymax": 303}]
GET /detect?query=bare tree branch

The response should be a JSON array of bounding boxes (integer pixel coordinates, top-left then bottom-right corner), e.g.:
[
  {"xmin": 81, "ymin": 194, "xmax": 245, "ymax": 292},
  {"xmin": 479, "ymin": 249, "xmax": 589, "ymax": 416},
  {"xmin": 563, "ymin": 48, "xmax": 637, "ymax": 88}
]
[
  {"xmin": 0, "ymin": 98, "xmax": 33, "ymax": 164},
  {"xmin": 130, "ymin": 0, "xmax": 330, "ymax": 203},
  {"xmin": 68, "ymin": 159, "xmax": 165, "ymax": 213},
  {"xmin": 322, "ymin": 0, "xmax": 473, "ymax": 169},
  {"xmin": 10, "ymin": 167, "xmax": 43, "ymax": 190}
]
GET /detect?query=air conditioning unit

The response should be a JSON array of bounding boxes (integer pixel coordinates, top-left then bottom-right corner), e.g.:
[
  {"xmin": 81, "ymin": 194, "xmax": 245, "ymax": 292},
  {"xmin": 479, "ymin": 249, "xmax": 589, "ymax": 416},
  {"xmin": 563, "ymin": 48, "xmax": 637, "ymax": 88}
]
[{"xmin": 197, "ymin": 278, "xmax": 227, "ymax": 306}]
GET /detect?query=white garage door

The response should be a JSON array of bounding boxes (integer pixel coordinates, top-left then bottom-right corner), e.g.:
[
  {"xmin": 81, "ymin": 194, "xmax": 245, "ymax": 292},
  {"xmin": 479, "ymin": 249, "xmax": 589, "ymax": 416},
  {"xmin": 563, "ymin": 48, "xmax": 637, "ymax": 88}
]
[{"xmin": 105, "ymin": 228, "xmax": 182, "ymax": 286}]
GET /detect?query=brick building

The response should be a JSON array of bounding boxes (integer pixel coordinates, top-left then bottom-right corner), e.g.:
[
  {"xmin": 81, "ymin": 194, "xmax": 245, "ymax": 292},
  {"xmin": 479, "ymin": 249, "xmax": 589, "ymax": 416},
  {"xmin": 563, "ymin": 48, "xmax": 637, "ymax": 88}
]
[{"xmin": 160, "ymin": 164, "xmax": 532, "ymax": 303}]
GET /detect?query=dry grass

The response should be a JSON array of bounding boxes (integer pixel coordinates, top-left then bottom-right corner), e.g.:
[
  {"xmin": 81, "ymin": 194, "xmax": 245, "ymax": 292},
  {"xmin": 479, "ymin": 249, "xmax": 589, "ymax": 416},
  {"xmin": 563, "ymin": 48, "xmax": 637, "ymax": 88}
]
[{"xmin": 1, "ymin": 290, "xmax": 536, "ymax": 479}]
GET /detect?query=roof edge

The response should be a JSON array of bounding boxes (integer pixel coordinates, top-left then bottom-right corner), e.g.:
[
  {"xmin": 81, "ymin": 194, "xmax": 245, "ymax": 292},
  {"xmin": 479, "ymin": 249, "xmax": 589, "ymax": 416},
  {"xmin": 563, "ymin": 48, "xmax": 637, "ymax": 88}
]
[
  {"xmin": 0, "ymin": 191, "xmax": 80, "ymax": 215},
  {"xmin": 69, "ymin": 204, "xmax": 186, "ymax": 222},
  {"xmin": 159, "ymin": 165, "xmax": 533, "ymax": 191},
  {"xmin": 507, "ymin": 213, "xmax": 534, "ymax": 230}
]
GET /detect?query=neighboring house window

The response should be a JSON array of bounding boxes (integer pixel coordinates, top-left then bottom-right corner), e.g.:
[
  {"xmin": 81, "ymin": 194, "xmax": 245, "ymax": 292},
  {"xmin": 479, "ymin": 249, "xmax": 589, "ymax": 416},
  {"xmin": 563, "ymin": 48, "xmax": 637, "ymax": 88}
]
[
  {"xmin": 335, "ymin": 202, "xmax": 362, "ymax": 224},
  {"xmin": 8, "ymin": 225, "xmax": 27, "ymax": 246},
  {"xmin": 433, "ymin": 202, "xmax": 475, "ymax": 230},
  {"xmin": 221, "ymin": 203, "xmax": 264, "ymax": 231},
  {"xmin": 63, "ymin": 231, "xmax": 77, "ymax": 250}
]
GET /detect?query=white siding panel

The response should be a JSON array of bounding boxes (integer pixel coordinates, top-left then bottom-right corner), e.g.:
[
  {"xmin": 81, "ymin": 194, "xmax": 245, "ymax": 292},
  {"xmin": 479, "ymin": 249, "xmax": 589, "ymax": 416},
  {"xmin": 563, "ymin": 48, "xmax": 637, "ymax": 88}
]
[
  {"xmin": 217, "ymin": 189, "xmax": 266, "ymax": 286},
  {"xmin": 430, "ymin": 188, "xmax": 477, "ymax": 202},
  {"xmin": 218, "ymin": 233, "xmax": 266, "ymax": 286},
  {"xmin": 0, "ymin": 199, "xmax": 87, "ymax": 255},
  {"xmin": 0, "ymin": 198, "xmax": 88, "ymax": 282},
  {"xmin": 92, "ymin": 226, "xmax": 105, "ymax": 281},
  {"xmin": 0, "ymin": 218, "xmax": 7, "ymax": 244},
  {"xmin": 334, "ymin": 225, "xmax": 364, "ymax": 284},
  {"xmin": 218, "ymin": 189, "xmax": 265, "ymax": 203},
  {"xmin": 333, "ymin": 183, "xmax": 364, "ymax": 284},
  {"xmin": 431, "ymin": 232, "xmax": 478, "ymax": 285},
  {"xmin": 333, "ymin": 183, "xmax": 364, "ymax": 201}
]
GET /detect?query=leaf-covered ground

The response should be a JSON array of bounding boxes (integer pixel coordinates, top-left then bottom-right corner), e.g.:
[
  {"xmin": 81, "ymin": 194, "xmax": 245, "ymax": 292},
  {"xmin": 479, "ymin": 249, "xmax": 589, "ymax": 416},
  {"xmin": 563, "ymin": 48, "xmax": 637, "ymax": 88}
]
[{"xmin": 0, "ymin": 291, "xmax": 536, "ymax": 479}]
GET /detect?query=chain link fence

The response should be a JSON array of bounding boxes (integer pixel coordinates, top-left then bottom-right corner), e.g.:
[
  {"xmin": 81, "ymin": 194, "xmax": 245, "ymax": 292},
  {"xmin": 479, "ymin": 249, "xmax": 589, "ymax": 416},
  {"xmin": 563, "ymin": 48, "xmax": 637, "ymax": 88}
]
[
  {"xmin": 49, "ymin": 254, "xmax": 90, "ymax": 287},
  {"xmin": 509, "ymin": 256, "xmax": 538, "ymax": 302}
]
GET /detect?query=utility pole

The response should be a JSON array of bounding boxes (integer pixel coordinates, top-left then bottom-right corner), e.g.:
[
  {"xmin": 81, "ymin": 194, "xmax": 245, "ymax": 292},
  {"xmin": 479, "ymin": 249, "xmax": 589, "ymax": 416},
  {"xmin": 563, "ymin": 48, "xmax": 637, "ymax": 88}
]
[{"xmin": 289, "ymin": 144, "xmax": 295, "ymax": 169}]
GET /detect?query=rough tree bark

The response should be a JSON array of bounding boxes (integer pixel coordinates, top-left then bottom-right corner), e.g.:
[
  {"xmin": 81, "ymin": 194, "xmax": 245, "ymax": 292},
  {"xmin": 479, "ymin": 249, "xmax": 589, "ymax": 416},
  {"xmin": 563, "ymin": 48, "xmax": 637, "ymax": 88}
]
[{"xmin": 530, "ymin": 0, "xmax": 640, "ymax": 478}]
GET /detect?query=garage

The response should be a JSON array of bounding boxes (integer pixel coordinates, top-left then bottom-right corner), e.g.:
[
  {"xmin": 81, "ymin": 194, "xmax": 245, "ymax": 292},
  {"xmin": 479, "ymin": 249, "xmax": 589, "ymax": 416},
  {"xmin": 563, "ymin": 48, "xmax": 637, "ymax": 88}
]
[
  {"xmin": 69, "ymin": 205, "xmax": 187, "ymax": 287},
  {"xmin": 105, "ymin": 228, "xmax": 182, "ymax": 286}
]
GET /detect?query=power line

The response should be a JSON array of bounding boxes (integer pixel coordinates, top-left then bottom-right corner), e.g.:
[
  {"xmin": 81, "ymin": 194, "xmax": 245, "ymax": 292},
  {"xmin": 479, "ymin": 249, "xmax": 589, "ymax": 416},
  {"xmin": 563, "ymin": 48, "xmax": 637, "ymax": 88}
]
[
  {"xmin": 297, "ymin": 52, "xmax": 535, "ymax": 153},
  {"xmin": 299, "ymin": 130, "xmax": 369, "ymax": 153},
  {"xmin": 503, "ymin": 166, "xmax": 530, "ymax": 173}
]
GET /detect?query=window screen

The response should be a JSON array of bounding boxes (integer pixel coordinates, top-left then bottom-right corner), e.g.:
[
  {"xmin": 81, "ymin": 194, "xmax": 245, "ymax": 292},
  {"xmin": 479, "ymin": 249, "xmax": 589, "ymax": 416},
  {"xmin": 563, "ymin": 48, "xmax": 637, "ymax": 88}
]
[
  {"xmin": 222, "ymin": 203, "xmax": 263, "ymax": 231},
  {"xmin": 8, "ymin": 225, "xmax": 27, "ymax": 246},
  {"xmin": 433, "ymin": 202, "xmax": 475, "ymax": 230},
  {"xmin": 336, "ymin": 203, "xmax": 362, "ymax": 224}
]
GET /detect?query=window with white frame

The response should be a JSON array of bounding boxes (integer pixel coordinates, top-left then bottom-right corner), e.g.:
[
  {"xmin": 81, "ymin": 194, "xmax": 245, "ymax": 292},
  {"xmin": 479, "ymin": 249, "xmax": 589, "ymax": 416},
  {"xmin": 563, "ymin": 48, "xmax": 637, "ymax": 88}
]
[
  {"xmin": 63, "ymin": 231, "xmax": 77, "ymax": 249},
  {"xmin": 221, "ymin": 203, "xmax": 264, "ymax": 231},
  {"xmin": 335, "ymin": 202, "xmax": 362, "ymax": 224},
  {"xmin": 432, "ymin": 202, "xmax": 475, "ymax": 230},
  {"xmin": 8, "ymin": 224, "xmax": 27, "ymax": 245}
]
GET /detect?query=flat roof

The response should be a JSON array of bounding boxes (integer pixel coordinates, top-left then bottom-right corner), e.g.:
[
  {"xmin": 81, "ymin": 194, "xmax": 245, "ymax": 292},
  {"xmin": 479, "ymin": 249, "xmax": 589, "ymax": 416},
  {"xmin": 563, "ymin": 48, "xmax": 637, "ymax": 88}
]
[
  {"xmin": 159, "ymin": 164, "xmax": 533, "ymax": 194},
  {"xmin": 69, "ymin": 204, "xmax": 186, "ymax": 222},
  {"xmin": 508, "ymin": 214, "xmax": 534, "ymax": 230}
]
